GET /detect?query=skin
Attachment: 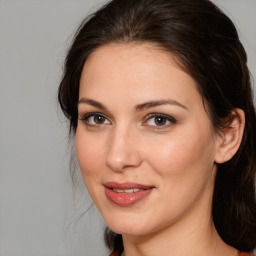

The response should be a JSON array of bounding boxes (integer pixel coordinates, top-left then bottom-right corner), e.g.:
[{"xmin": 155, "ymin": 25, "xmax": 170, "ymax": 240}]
[{"xmin": 76, "ymin": 43, "xmax": 244, "ymax": 256}]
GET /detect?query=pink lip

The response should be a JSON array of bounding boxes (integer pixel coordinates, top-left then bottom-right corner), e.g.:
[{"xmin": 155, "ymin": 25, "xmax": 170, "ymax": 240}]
[{"xmin": 104, "ymin": 182, "xmax": 154, "ymax": 206}]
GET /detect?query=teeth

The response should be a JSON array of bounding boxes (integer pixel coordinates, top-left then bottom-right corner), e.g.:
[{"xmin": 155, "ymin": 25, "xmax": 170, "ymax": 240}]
[{"xmin": 113, "ymin": 188, "xmax": 141, "ymax": 193}]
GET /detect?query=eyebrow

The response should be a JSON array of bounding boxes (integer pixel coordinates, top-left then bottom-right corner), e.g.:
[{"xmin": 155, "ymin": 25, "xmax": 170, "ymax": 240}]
[
  {"xmin": 135, "ymin": 99, "xmax": 188, "ymax": 111},
  {"xmin": 78, "ymin": 98, "xmax": 188, "ymax": 111},
  {"xmin": 78, "ymin": 98, "xmax": 107, "ymax": 110}
]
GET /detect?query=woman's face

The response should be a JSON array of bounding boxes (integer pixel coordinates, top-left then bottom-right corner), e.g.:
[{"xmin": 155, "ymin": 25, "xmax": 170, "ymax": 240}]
[{"xmin": 76, "ymin": 43, "xmax": 220, "ymax": 236}]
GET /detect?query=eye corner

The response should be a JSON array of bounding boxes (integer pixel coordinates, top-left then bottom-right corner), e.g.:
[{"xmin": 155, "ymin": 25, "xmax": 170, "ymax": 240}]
[
  {"xmin": 78, "ymin": 112, "xmax": 111, "ymax": 127},
  {"xmin": 143, "ymin": 113, "xmax": 177, "ymax": 129}
]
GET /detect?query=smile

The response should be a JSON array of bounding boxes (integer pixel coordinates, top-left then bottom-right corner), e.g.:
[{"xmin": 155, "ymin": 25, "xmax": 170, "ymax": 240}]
[
  {"xmin": 112, "ymin": 188, "xmax": 141, "ymax": 193},
  {"xmin": 104, "ymin": 182, "xmax": 154, "ymax": 206}
]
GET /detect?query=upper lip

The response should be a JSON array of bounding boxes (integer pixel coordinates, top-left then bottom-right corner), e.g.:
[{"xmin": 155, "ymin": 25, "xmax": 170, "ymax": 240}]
[{"xmin": 104, "ymin": 182, "xmax": 155, "ymax": 190}]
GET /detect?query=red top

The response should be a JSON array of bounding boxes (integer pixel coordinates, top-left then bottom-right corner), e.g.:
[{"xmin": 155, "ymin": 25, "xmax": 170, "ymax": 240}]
[{"xmin": 110, "ymin": 251, "xmax": 253, "ymax": 256}]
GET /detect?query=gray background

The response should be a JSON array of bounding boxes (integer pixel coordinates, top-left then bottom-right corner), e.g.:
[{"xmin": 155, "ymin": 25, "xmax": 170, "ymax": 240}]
[{"xmin": 0, "ymin": 0, "xmax": 255, "ymax": 256}]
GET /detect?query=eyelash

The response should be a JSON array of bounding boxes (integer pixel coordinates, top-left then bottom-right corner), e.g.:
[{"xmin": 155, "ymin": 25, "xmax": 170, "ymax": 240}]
[
  {"xmin": 144, "ymin": 113, "xmax": 176, "ymax": 128},
  {"xmin": 78, "ymin": 112, "xmax": 177, "ymax": 128},
  {"xmin": 79, "ymin": 112, "xmax": 110, "ymax": 127}
]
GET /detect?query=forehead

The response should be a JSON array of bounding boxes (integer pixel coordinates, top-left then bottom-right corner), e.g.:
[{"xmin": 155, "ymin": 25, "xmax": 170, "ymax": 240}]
[
  {"xmin": 79, "ymin": 43, "xmax": 201, "ymax": 108},
  {"xmin": 81, "ymin": 43, "xmax": 183, "ymax": 80}
]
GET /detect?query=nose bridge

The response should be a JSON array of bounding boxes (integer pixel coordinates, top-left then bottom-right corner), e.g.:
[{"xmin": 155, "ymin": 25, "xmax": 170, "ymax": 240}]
[{"xmin": 105, "ymin": 123, "xmax": 141, "ymax": 171}]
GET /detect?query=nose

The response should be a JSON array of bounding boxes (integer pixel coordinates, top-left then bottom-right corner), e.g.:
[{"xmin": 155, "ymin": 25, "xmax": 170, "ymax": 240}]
[{"xmin": 105, "ymin": 126, "xmax": 142, "ymax": 172}]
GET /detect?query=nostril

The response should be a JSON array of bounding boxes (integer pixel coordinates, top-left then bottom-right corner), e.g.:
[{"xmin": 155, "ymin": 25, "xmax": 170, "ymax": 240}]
[
  {"xmin": 105, "ymin": 131, "xmax": 142, "ymax": 171},
  {"xmin": 105, "ymin": 157, "xmax": 129, "ymax": 172}
]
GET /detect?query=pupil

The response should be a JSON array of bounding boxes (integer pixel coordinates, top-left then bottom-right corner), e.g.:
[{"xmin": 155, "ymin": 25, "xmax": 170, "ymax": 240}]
[
  {"xmin": 94, "ymin": 115, "xmax": 105, "ymax": 124},
  {"xmin": 155, "ymin": 117, "xmax": 166, "ymax": 126}
]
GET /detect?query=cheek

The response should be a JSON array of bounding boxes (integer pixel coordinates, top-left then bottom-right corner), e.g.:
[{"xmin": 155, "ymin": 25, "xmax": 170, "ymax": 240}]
[
  {"xmin": 75, "ymin": 128, "xmax": 109, "ymax": 209},
  {"xmin": 145, "ymin": 126, "xmax": 216, "ymax": 182},
  {"xmin": 75, "ymin": 128, "xmax": 105, "ymax": 182},
  {"xmin": 143, "ymin": 129, "xmax": 216, "ymax": 222}
]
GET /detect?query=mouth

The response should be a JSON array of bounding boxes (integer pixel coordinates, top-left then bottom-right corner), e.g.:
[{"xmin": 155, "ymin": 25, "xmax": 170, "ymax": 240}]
[
  {"xmin": 112, "ymin": 188, "xmax": 141, "ymax": 193},
  {"xmin": 104, "ymin": 182, "xmax": 155, "ymax": 206}
]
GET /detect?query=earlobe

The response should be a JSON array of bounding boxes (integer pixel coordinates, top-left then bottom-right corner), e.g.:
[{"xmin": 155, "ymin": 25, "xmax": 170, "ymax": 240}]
[{"xmin": 214, "ymin": 109, "xmax": 245, "ymax": 164}]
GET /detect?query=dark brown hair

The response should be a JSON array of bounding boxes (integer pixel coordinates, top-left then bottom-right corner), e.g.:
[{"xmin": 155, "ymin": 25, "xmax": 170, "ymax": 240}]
[{"xmin": 58, "ymin": 0, "xmax": 256, "ymax": 254}]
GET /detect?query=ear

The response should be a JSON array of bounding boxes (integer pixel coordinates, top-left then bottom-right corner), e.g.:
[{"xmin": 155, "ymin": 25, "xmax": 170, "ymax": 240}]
[{"xmin": 214, "ymin": 109, "xmax": 245, "ymax": 164}]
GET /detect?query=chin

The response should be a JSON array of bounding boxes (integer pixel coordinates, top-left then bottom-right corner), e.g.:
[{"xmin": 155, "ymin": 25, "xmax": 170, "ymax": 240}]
[
  {"xmin": 105, "ymin": 214, "xmax": 150, "ymax": 236},
  {"xmin": 110, "ymin": 225, "xmax": 148, "ymax": 237}
]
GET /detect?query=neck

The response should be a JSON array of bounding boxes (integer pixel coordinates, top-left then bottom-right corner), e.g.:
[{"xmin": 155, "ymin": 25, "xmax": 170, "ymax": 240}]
[
  {"xmin": 122, "ymin": 221, "xmax": 237, "ymax": 256},
  {"xmin": 121, "ymin": 183, "xmax": 237, "ymax": 256}
]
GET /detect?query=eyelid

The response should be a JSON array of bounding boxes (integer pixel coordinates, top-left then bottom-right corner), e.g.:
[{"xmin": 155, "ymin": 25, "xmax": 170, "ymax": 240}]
[
  {"xmin": 78, "ymin": 112, "xmax": 176, "ymax": 128},
  {"xmin": 79, "ymin": 112, "xmax": 111, "ymax": 126},
  {"xmin": 143, "ymin": 113, "xmax": 177, "ymax": 127}
]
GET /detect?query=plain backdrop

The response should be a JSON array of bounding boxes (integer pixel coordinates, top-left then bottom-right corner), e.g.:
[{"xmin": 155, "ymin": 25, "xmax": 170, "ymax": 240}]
[{"xmin": 0, "ymin": 0, "xmax": 255, "ymax": 256}]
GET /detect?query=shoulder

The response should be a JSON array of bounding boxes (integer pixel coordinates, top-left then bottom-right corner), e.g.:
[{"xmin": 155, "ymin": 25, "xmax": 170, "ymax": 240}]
[
  {"xmin": 109, "ymin": 253, "xmax": 255, "ymax": 256},
  {"xmin": 109, "ymin": 252, "xmax": 254, "ymax": 256},
  {"xmin": 239, "ymin": 252, "xmax": 254, "ymax": 256},
  {"xmin": 109, "ymin": 252, "xmax": 118, "ymax": 256}
]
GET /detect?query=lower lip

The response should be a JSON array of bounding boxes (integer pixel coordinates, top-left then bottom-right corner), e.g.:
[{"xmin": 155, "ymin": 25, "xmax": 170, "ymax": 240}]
[{"xmin": 105, "ymin": 187, "xmax": 153, "ymax": 206}]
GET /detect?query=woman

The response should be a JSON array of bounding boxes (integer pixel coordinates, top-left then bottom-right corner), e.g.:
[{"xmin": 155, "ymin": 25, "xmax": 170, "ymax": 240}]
[{"xmin": 58, "ymin": 0, "xmax": 256, "ymax": 255}]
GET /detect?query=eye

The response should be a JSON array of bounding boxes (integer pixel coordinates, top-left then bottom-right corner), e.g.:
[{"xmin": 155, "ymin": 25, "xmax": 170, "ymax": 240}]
[
  {"xmin": 144, "ymin": 113, "xmax": 176, "ymax": 128},
  {"xmin": 79, "ymin": 113, "xmax": 111, "ymax": 126}
]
